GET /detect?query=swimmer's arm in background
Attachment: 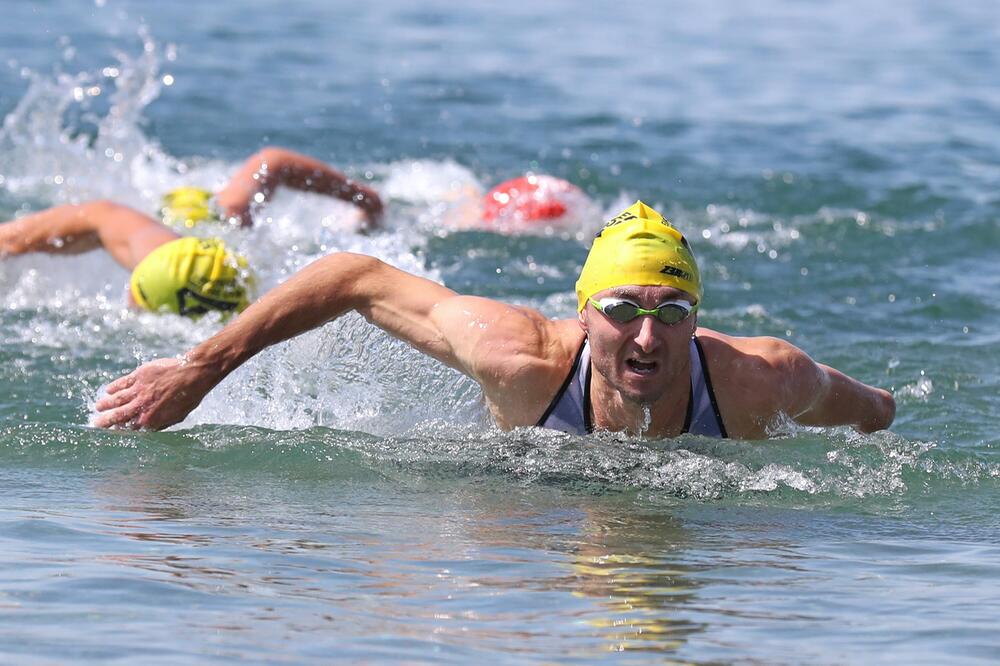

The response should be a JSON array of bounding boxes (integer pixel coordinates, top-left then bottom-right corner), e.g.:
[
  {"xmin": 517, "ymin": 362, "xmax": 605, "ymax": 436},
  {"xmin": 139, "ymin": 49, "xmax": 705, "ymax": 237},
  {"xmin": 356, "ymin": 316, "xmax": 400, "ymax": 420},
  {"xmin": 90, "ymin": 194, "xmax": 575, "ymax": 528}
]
[
  {"xmin": 0, "ymin": 201, "xmax": 178, "ymax": 270},
  {"xmin": 214, "ymin": 146, "xmax": 384, "ymax": 229},
  {"xmin": 94, "ymin": 252, "xmax": 520, "ymax": 430}
]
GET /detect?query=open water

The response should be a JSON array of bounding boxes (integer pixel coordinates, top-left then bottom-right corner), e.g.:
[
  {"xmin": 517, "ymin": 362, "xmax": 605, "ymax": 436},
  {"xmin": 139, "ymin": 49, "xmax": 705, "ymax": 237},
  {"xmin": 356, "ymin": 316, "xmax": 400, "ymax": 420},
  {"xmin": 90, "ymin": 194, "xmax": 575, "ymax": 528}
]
[{"xmin": 1, "ymin": 0, "xmax": 998, "ymax": 663}]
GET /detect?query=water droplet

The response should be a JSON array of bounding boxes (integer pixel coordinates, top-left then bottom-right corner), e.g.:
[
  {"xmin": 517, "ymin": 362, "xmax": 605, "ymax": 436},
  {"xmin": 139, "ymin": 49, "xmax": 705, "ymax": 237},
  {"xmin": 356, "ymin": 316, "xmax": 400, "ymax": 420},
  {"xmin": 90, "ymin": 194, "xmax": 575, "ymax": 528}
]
[{"xmin": 639, "ymin": 405, "xmax": 652, "ymax": 434}]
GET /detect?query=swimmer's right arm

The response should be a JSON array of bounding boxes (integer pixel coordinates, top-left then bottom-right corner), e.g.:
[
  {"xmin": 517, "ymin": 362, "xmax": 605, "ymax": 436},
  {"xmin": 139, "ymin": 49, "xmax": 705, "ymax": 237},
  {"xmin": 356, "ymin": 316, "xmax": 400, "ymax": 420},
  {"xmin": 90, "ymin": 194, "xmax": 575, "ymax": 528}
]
[
  {"xmin": 215, "ymin": 147, "xmax": 383, "ymax": 228},
  {"xmin": 0, "ymin": 201, "xmax": 177, "ymax": 269},
  {"xmin": 93, "ymin": 252, "xmax": 510, "ymax": 430},
  {"xmin": 1, "ymin": 204, "xmax": 106, "ymax": 257}
]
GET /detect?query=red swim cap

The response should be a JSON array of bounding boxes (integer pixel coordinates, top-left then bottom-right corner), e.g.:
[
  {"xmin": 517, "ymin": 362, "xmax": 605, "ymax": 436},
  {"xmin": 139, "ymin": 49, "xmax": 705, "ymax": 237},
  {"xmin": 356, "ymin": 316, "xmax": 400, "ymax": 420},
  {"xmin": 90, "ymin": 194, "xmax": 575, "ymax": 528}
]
[{"xmin": 481, "ymin": 174, "xmax": 583, "ymax": 224}]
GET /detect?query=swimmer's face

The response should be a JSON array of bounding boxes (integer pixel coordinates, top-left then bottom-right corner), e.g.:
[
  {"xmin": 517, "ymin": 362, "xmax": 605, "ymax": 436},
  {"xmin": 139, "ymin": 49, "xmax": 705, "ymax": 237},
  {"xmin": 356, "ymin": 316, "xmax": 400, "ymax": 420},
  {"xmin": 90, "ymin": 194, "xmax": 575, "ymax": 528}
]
[{"xmin": 579, "ymin": 284, "xmax": 697, "ymax": 405}]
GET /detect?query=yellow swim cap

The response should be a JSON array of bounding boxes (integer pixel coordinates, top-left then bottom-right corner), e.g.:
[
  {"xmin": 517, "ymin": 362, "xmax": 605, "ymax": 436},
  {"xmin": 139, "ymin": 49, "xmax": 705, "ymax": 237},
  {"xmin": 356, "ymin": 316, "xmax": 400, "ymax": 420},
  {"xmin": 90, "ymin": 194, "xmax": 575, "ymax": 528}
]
[
  {"xmin": 160, "ymin": 187, "xmax": 223, "ymax": 229},
  {"xmin": 575, "ymin": 201, "xmax": 701, "ymax": 311},
  {"xmin": 129, "ymin": 237, "xmax": 254, "ymax": 317}
]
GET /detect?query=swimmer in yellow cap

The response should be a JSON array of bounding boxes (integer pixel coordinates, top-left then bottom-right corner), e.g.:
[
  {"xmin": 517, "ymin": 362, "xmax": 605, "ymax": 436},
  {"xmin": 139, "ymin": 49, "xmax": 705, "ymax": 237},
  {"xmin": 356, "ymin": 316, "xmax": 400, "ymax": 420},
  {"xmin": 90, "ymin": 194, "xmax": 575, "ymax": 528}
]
[
  {"xmin": 0, "ymin": 147, "xmax": 383, "ymax": 314},
  {"xmin": 129, "ymin": 237, "xmax": 252, "ymax": 316},
  {"xmin": 2, "ymin": 146, "xmax": 383, "ymax": 249},
  {"xmin": 158, "ymin": 146, "xmax": 383, "ymax": 230},
  {"xmin": 96, "ymin": 199, "xmax": 896, "ymax": 437},
  {"xmin": 1, "ymin": 200, "xmax": 252, "ymax": 317}
]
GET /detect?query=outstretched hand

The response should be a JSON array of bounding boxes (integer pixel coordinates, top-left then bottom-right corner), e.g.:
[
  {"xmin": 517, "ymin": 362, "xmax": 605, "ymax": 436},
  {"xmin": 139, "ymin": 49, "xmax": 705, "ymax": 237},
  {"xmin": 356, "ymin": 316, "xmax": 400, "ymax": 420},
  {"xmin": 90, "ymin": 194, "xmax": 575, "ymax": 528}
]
[{"xmin": 93, "ymin": 357, "xmax": 213, "ymax": 430}]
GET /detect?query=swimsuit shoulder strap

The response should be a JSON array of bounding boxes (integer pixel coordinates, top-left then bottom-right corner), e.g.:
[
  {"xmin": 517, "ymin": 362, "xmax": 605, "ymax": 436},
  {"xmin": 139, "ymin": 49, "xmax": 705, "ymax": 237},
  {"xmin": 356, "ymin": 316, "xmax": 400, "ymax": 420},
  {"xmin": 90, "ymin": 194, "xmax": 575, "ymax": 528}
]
[
  {"xmin": 685, "ymin": 336, "xmax": 729, "ymax": 438},
  {"xmin": 536, "ymin": 339, "xmax": 591, "ymax": 435}
]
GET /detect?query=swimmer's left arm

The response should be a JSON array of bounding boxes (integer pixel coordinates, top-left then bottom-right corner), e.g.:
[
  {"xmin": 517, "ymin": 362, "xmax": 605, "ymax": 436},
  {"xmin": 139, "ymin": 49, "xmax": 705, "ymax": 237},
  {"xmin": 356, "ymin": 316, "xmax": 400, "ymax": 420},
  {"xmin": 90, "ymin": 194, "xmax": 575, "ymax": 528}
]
[{"xmin": 778, "ymin": 345, "xmax": 896, "ymax": 434}]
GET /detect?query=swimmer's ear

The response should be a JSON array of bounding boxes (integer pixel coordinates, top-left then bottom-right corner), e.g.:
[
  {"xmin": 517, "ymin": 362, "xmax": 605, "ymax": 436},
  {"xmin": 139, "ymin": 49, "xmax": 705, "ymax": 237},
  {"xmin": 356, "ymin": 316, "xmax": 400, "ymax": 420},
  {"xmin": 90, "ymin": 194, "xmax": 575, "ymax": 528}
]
[{"xmin": 578, "ymin": 307, "xmax": 589, "ymax": 333}]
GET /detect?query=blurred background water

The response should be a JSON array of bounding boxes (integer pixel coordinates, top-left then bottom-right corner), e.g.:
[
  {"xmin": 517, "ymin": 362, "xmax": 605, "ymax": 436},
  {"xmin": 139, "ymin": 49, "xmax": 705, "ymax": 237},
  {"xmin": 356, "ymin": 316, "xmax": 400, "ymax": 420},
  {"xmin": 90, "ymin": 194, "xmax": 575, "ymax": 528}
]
[{"xmin": 1, "ymin": 0, "xmax": 998, "ymax": 662}]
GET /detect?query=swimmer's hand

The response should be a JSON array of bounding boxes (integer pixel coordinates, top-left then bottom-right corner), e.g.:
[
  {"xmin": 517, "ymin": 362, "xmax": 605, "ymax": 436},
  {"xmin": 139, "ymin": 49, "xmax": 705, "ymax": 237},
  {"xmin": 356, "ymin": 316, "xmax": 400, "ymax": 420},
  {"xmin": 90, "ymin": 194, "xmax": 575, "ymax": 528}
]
[{"xmin": 92, "ymin": 357, "xmax": 214, "ymax": 430}]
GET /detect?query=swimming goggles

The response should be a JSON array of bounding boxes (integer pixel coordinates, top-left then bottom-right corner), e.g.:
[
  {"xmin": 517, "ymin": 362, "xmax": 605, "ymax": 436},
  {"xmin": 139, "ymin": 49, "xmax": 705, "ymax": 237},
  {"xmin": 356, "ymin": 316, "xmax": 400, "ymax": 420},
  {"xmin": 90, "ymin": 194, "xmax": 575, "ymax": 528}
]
[{"xmin": 589, "ymin": 297, "xmax": 696, "ymax": 325}]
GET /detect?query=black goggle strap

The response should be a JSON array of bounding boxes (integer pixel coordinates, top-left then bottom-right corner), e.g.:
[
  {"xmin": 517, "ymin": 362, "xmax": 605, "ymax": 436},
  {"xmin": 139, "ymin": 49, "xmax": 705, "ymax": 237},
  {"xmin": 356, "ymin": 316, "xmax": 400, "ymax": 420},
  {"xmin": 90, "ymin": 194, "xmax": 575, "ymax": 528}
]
[{"xmin": 176, "ymin": 287, "xmax": 240, "ymax": 317}]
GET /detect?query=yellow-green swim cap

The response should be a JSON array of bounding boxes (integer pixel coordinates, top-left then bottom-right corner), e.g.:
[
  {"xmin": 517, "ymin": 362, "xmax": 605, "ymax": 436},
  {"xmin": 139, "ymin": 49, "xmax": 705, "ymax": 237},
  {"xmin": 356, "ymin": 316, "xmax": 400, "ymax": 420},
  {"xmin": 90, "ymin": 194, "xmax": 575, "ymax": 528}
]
[
  {"xmin": 575, "ymin": 201, "xmax": 701, "ymax": 311},
  {"xmin": 129, "ymin": 237, "xmax": 254, "ymax": 316},
  {"xmin": 160, "ymin": 187, "xmax": 223, "ymax": 229}
]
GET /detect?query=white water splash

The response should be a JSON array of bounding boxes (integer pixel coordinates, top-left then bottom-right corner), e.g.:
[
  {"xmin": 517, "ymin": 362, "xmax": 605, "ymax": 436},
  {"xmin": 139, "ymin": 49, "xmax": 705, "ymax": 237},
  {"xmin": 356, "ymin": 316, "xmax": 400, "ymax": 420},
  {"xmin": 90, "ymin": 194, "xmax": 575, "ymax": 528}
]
[
  {"xmin": 0, "ymin": 31, "xmax": 554, "ymax": 435},
  {"xmin": 637, "ymin": 405, "xmax": 652, "ymax": 436},
  {"xmin": 896, "ymin": 374, "xmax": 934, "ymax": 401}
]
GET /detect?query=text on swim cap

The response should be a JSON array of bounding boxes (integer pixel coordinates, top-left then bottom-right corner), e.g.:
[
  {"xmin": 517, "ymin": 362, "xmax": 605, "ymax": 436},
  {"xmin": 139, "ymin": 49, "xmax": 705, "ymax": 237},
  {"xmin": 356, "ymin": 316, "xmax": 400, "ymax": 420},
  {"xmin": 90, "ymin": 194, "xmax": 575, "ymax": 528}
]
[
  {"xmin": 660, "ymin": 264, "xmax": 692, "ymax": 281},
  {"xmin": 598, "ymin": 209, "xmax": 676, "ymax": 238},
  {"xmin": 605, "ymin": 210, "xmax": 637, "ymax": 227},
  {"xmin": 595, "ymin": 210, "xmax": 639, "ymax": 237}
]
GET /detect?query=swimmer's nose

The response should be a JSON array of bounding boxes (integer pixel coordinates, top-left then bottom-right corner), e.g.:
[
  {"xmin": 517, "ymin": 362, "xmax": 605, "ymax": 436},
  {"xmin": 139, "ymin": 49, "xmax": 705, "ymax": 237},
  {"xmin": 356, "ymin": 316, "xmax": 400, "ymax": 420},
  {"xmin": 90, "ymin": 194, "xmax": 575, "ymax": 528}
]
[{"xmin": 633, "ymin": 315, "xmax": 659, "ymax": 353}]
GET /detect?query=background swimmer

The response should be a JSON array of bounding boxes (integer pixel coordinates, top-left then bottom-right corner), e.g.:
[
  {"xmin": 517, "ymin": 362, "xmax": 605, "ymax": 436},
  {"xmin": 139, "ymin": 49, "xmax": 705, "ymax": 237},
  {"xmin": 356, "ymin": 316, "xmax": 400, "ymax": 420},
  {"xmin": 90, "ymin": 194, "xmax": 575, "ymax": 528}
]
[
  {"xmin": 440, "ymin": 173, "xmax": 594, "ymax": 233},
  {"xmin": 162, "ymin": 146, "xmax": 383, "ymax": 230},
  {"xmin": 0, "ymin": 202, "xmax": 250, "ymax": 316}
]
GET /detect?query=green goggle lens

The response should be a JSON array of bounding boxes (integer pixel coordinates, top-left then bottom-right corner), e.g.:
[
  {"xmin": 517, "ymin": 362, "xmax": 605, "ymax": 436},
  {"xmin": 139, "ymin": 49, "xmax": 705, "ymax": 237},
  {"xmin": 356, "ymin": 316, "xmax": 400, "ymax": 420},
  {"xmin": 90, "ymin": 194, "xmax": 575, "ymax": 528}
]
[{"xmin": 591, "ymin": 298, "xmax": 695, "ymax": 325}]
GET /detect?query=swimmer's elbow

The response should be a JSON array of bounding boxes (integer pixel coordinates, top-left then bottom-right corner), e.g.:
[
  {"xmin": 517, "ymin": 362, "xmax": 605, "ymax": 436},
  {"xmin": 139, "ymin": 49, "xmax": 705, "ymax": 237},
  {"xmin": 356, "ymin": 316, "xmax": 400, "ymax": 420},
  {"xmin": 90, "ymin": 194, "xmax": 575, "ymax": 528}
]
[
  {"xmin": 880, "ymin": 391, "xmax": 897, "ymax": 430},
  {"xmin": 309, "ymin": 252, "xmax": 388, "ymax": 308},
  {"xmin": 251, "ymin": 146, "xmax": 295, "ymax": 170},
  {"xmin": 316, "ymin": 251, "xmax": 383, "ymax": 274},
  {"xmin": 859, "ymin": 388, "xmax": 896, "ymax": 433},
  {"xmin": 315, "ymin": 252, "xmax": 383, "ymax": 281}
]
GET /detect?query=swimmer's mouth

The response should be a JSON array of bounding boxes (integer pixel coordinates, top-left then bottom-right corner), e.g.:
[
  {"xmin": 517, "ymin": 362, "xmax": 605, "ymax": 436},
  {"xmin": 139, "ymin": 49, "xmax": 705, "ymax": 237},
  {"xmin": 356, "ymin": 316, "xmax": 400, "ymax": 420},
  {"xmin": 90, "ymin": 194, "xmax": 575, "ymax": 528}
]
[{"xmin": 626, "ymin": 359, "xmax": 658, "ymax": 375}]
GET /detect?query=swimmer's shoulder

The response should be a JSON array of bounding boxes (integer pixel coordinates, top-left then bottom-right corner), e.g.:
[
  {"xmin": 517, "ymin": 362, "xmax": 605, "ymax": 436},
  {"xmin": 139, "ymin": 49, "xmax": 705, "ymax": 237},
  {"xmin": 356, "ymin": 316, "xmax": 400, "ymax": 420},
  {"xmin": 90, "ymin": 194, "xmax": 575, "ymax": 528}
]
[
  {"xmin": 445, "ymin": 298, "xmax": 582, "ymax": 379},
  {"xmin": 435, "ymin": 299, "xmax": 583, "ymax": 428},
  {"xmin": 696, "ymin": 327, "xmax": 817, "ymax": 437}
]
